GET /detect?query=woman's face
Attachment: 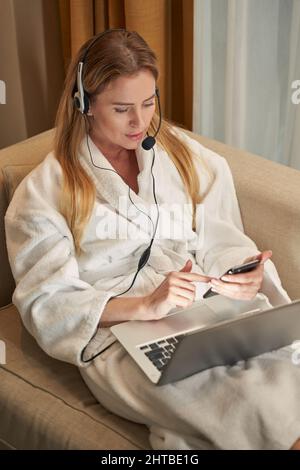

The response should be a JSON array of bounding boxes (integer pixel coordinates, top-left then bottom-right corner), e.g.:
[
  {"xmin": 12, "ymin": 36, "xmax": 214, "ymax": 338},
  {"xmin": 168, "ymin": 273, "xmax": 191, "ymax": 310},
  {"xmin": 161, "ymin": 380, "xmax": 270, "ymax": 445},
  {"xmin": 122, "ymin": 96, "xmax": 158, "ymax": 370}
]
[{"xmin": 88, "ymin": 69, "xmax": 156, "ymax": 156}]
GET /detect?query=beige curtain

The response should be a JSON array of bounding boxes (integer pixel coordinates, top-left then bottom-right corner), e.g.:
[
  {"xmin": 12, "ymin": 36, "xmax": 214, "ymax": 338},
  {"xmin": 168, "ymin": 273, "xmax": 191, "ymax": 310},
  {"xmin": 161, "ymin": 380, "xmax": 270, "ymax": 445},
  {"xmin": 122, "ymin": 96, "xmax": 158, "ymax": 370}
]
[{"xmin": 58, "ymin": 0, "xmax": 194, "ymax": 130}]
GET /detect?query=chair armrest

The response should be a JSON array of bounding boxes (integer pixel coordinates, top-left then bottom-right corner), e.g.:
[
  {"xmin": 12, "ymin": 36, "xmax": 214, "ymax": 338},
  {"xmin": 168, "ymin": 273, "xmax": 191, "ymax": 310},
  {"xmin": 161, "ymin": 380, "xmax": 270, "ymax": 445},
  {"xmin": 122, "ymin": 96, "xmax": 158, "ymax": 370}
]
[{"xmin": 185, "ymin": 131, "xmax": 300, "ymax": 300}]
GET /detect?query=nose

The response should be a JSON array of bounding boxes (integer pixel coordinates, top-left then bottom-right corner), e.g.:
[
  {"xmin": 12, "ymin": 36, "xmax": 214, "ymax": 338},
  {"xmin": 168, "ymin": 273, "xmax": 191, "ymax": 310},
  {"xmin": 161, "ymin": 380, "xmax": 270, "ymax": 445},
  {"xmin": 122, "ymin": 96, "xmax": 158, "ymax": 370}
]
[{"xmin": 129, "ymin": 108, "xmax": 146, "ymax": 130}]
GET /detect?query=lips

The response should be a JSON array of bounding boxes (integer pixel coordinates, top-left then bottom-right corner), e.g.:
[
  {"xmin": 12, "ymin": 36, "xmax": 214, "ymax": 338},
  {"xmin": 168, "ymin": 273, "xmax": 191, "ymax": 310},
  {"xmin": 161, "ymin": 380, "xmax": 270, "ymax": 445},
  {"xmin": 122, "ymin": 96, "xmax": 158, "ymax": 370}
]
[{"xmin": 126, "ymin": 132, "xmax": 143, "ymax": 137}]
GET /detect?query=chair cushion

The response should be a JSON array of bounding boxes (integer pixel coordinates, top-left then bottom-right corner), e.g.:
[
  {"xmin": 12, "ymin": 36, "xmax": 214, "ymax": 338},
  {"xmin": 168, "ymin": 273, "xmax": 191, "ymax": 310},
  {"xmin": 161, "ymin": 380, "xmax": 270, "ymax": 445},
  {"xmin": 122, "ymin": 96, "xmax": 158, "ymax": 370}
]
[
  {"xmin": 2, "ymin": 164, "xmax": 36, "ymax": 203},
  {"xmin": 0, "ymin": 303, "xmax": 150, "ymax": 450}
]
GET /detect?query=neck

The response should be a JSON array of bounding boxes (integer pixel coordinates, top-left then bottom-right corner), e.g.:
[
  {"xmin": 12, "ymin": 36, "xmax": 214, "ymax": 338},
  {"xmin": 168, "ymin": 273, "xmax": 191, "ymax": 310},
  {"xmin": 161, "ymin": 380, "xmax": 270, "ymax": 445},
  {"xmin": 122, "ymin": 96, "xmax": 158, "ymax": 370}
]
[{"xmin": 89, "ymin": 131, "xmax": 132, "ymax": 162}]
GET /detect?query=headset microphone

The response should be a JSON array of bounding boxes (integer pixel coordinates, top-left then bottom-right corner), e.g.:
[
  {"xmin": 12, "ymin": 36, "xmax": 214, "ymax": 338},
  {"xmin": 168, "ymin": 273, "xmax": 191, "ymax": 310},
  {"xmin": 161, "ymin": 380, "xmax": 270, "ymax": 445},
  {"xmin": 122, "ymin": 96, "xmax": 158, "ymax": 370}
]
[{"xmin": 141, "ymin": 87, "xmax": 162, "ymax": 150}]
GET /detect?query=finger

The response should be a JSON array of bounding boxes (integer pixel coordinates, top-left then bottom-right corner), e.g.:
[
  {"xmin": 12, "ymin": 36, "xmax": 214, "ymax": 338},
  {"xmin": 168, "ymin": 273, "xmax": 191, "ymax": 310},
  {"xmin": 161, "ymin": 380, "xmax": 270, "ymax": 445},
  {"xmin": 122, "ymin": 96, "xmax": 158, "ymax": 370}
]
[
  {"xmin": 179, "ymin": 259, "xmax": 193, "ymax": 273},
  {"xmin": 260, "ymin": 250, "xmax": 273, "ymax": 264},
  {"xmin": 170, "ymin": 285, "xmax": 195, "ymax": 301},
  {"xmin": 244, "ymin": 250, "xmax": 272, "ymax": 265},
  {"xmin": 173, "ymin": 294, "xmax": 194, "ymax": 308},
  {"xmin": 175, "ymin": 272, "xmax": 213, "ymax": 283},
  {"xmin": 171, "ymin": 279, "xmax": 196, "ymax": 292},
  {"xmin": 211, "ymin": 280, "xmax": 257, "ymax": 296},
  {"xmin": 250, "ymin": 250, "xmax": 273, "ymax": 264}
]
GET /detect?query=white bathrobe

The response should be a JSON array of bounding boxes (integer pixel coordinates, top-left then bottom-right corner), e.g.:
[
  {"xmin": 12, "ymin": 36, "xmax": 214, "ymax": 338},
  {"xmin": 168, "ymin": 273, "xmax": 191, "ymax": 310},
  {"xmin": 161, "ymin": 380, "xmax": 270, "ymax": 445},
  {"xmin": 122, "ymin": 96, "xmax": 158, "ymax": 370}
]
[{"xmin": 5, "ymin": 126, "xmax": 299, "ymax": 450}]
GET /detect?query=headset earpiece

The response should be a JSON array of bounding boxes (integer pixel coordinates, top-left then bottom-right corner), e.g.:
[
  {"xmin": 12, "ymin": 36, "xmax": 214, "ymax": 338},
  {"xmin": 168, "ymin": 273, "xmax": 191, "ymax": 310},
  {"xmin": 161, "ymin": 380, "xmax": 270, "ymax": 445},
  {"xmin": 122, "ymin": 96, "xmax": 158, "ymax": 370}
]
[
  {"xmin": 73, "ymin": 91, "xmax": 81, "ymax": 111},
  {"xmin": 73, "ymin": 60, "xmax": 90, "ymax": 114},
  {"xmin": 83, "ymin": 93, "xmax": 89, "ymax": 114},
  {"xmin": 73, "ymin": 91, "xmax": 89, "ymax": 114}
]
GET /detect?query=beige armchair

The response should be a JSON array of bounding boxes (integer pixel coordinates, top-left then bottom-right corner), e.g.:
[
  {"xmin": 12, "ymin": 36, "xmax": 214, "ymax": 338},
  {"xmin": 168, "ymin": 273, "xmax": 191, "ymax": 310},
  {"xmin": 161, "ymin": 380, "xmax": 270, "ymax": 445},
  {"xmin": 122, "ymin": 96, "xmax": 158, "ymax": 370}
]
[{"xmin": 0, "ymin": 128, "xmax": 299, "ymax": 449}]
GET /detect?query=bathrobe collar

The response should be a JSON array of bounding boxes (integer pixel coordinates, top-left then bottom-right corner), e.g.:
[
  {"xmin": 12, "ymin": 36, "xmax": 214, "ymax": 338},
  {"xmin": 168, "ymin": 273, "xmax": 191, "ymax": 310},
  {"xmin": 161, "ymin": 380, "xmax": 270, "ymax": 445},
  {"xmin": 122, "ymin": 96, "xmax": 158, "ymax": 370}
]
[{"xmin": 79, "ymin": 134, "xmax": 158, "ymax": 232}]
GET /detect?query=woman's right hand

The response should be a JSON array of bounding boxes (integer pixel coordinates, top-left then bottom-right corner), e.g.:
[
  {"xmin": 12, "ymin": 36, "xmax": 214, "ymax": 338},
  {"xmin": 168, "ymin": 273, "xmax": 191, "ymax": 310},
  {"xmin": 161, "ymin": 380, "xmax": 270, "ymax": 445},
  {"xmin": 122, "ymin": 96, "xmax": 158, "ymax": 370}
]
[{"xmin": 140, "ymin": 259, "xmax": 213, "ymax": 320}]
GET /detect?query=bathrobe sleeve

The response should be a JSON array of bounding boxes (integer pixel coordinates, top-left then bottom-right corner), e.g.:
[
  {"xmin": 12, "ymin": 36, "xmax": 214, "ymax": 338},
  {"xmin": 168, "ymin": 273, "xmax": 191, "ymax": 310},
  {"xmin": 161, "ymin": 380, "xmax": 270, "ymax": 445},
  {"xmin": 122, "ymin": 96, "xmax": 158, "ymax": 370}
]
[
  {"xmin": 173, "ymin": 129, "xmax": 291, "ymax": 306},
  {"xmin": 4, "ymin": 154, "xmax": 114, "ymax": 367}
]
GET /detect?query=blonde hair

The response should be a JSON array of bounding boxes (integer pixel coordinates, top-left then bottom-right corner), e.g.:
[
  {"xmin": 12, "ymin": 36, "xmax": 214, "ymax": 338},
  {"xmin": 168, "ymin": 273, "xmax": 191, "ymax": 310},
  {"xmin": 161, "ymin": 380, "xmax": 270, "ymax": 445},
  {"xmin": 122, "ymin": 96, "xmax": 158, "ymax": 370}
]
[{"xmin": 54, "ymin": 30, "xmax": 212, "ymax": 256}]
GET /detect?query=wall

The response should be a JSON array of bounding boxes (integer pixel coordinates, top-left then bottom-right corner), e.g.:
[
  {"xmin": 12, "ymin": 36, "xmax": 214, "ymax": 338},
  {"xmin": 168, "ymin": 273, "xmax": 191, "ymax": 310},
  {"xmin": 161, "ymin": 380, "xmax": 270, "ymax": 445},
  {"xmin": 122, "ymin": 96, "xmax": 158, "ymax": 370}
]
[{"xmin": 0, "ymin": 0, "xmax": 65, "ymax": 149}]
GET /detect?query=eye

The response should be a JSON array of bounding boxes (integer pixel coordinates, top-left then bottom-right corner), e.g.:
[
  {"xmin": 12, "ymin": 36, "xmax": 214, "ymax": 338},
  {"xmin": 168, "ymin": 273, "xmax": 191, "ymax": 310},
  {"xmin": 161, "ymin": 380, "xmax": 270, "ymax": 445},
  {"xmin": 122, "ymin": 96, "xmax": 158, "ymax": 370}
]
[{"xmin": 114, "ymin": 102, "xmax": 155, "ymax": 113}]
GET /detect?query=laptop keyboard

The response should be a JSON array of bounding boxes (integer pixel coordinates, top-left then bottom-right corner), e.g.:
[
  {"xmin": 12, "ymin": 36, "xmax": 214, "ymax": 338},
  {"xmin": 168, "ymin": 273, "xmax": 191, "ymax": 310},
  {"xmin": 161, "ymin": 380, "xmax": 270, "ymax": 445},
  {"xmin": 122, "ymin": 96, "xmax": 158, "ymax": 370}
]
[{"xmin": 139, "ymin": 335, "xmax": 184, "ymax": 371}]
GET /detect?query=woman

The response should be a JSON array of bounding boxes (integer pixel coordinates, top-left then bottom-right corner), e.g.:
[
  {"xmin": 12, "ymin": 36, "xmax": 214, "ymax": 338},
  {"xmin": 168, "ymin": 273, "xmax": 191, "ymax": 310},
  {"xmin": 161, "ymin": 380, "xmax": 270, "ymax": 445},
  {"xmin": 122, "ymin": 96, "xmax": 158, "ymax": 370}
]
[{"xmin": 5, "ymin": 29, "xmax": 300, "ymax": 450}]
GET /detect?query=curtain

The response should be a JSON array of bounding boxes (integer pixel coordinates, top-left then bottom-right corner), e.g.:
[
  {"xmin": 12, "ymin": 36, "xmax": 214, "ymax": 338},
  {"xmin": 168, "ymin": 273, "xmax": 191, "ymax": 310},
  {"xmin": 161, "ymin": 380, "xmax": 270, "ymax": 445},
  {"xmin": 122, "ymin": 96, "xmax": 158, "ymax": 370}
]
[
  {"xmin": 58, "ymin": 0, "xmax": 194, "ymax": 130},
  {"xmin": 193, "ymin": 0, "xmax": 300, "ymax": 170}
]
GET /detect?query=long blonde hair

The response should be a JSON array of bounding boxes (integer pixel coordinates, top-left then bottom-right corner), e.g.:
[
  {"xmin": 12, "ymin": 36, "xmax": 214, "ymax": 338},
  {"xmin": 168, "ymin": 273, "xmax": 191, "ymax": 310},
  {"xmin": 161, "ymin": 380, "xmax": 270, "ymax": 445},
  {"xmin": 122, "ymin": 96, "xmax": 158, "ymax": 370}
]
[{"xmin": 54, "ymin": 30, "xmax": 211, "ymax": 256}]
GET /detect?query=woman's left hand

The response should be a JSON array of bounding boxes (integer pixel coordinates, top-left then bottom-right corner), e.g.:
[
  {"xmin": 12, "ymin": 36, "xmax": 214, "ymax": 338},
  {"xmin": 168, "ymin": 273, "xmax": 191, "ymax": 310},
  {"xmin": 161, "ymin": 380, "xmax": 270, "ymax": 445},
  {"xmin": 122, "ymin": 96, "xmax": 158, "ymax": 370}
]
[{"xmin": 209, "ymin": 250, "xmax": 273, "ymax": 301}]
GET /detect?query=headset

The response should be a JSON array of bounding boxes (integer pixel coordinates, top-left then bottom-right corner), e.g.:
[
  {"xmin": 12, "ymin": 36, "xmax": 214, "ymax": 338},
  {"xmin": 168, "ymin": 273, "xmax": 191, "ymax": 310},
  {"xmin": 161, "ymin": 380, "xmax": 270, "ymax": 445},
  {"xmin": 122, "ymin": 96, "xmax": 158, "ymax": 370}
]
[
  {"xmin": 73, "ymin": 28, "xmax": 162, "ymax": 150},
  {"xmin": 73, "ymin": 29, "xmax": 163, "ymax": 362}
]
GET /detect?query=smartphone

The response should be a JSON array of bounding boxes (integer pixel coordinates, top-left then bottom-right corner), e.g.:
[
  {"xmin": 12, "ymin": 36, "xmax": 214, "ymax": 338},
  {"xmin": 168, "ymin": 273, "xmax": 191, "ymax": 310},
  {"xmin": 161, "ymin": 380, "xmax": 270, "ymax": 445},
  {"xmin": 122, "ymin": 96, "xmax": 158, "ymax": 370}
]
[{"xmin": 203, "ymin": 258, "xmax": 261, "ymax": 299}]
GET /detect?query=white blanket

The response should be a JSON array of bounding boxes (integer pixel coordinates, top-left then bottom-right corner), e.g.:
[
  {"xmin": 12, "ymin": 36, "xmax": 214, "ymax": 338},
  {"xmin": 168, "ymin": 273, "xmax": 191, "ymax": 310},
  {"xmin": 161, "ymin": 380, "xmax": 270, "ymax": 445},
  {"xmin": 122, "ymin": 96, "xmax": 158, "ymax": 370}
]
[{"xmin": 80, "ymin": 338, "xmax": 300, "ymax": 450}]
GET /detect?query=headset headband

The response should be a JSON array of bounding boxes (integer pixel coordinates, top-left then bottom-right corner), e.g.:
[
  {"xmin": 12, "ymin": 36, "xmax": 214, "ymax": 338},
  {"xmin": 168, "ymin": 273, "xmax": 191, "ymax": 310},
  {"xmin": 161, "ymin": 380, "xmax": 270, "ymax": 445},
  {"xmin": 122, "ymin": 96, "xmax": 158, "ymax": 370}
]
[{"xmin": 73, "ymin": 28, "xmax": 127, "ymax": 114}]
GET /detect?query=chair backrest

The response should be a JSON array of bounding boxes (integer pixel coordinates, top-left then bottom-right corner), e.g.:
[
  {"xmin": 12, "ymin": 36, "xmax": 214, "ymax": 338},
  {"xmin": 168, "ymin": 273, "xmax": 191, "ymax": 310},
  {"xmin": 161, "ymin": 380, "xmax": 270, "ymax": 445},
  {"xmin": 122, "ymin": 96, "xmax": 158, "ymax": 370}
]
[
  {"xmin": 1, "ymin": 128, "xmax": 300, "ymax": 308},
  {"xmin": 0, "ymin": 129, "xmax": 54, "ymax": 307}
]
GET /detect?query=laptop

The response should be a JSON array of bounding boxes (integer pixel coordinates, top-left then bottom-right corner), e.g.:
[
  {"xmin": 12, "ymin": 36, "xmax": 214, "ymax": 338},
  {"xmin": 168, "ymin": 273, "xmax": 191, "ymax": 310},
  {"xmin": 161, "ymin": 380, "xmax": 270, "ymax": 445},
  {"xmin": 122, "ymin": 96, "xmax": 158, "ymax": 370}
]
[{"xmin": 110, "ymin": 296, "xmax": 300, "ymax": 385}]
